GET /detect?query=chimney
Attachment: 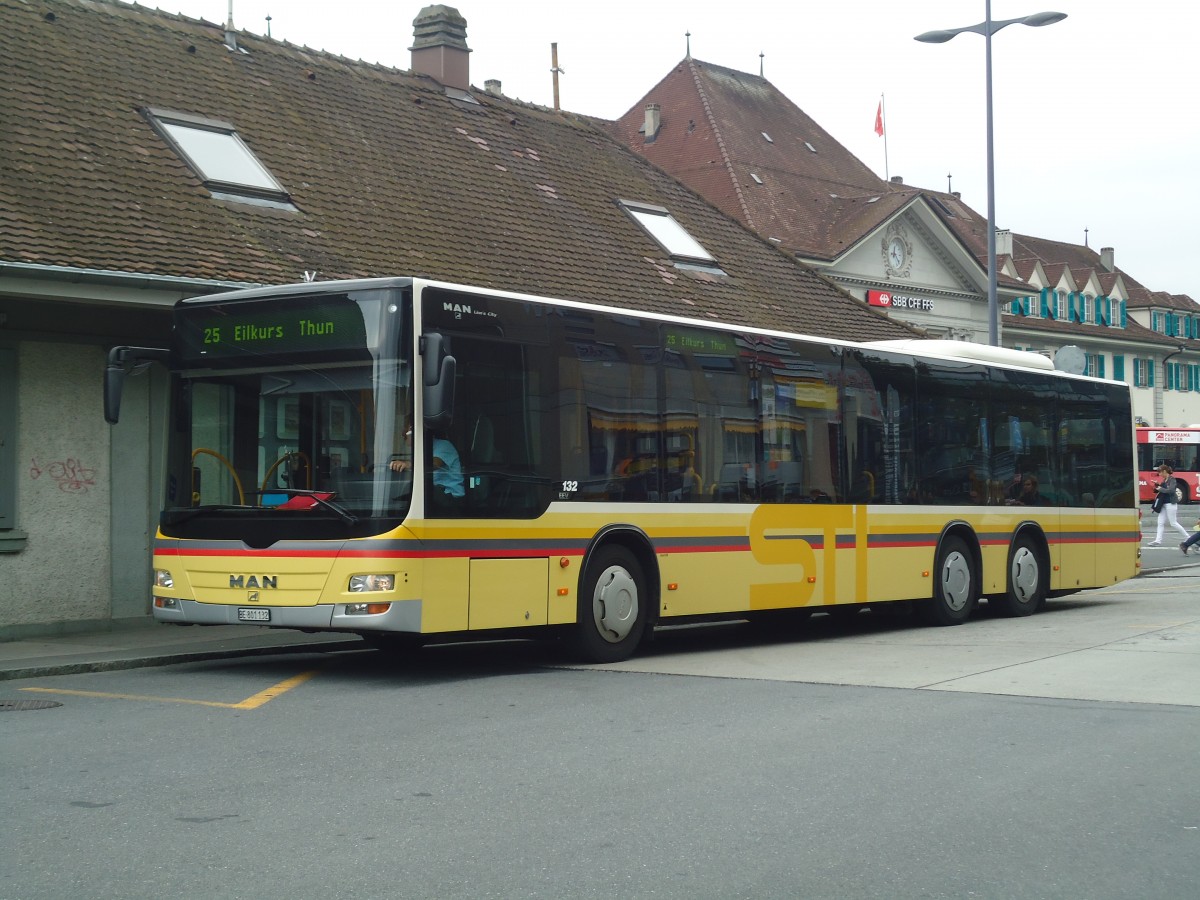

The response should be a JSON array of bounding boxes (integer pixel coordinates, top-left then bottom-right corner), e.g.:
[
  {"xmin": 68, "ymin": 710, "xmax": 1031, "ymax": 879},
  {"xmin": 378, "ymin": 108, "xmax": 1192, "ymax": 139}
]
[
  {"xmin": 996, "ymin": 228, "xmax": 1012, "ymax": 257},
  {"xmin": 1100, "ymin": 246, "xmax": 1115, "ymax": 272},
  {"xmin": 484, "ymin": 78, "xmax": 502, "ymax": 95},
  {"xmin": 410, "ymin": 5, "xmax": 470, "ymax": 91},
  {"xmin": 889, "ymin": 175, "xmax": 903, "ymax": 184},
  {"xmin": 644, "ymin": 104, "xmax": 661, "ymax": 142}
]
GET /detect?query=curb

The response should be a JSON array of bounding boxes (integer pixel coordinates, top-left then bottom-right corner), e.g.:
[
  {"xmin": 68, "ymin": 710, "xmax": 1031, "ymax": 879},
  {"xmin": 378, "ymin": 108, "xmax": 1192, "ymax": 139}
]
[{"xmin": 0, "ymin": 639, "xmax": 361, "ymax": 682}]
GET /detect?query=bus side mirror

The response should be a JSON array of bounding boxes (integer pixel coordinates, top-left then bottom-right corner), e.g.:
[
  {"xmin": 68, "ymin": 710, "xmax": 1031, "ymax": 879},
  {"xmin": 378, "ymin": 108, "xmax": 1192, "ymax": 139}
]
[
  {"xmin": 104, "ymin": 346, "xmax": 169, "ymax": 424},
  {"xmin": 420, "ymin": 333, "xmax": 456, "ymax": 432}
]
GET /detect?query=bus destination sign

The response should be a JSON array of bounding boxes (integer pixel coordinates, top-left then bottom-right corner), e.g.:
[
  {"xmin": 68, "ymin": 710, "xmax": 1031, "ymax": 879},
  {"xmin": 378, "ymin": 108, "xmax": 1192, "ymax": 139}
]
[{"xmin": 175, "ymin": 294, "xmax": 370, "ymax": 364}]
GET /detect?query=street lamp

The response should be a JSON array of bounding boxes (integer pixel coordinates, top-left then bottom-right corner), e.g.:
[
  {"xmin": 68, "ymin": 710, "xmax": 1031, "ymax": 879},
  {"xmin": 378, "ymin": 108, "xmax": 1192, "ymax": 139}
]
[{"xmin": 916, "ymin": 4, "xmax": 1066, "ymax": 347}]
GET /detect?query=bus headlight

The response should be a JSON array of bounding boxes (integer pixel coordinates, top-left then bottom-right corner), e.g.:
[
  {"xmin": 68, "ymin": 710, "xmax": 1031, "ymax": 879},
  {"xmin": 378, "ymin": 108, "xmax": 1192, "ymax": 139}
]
[
  {"xmin": 349, "ymin": 574, "xmax": 395, "ymax": 593},
  {"xmin": 154, "ymin": 569, "xmax": 174, "ymax": 588}
]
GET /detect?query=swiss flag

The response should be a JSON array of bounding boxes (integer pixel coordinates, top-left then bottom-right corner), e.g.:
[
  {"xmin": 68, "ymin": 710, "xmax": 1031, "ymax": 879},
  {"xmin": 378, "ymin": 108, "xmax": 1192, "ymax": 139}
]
[{"xmin": 874, "ymin": 101, "xmax": 884, "ymax": 137}]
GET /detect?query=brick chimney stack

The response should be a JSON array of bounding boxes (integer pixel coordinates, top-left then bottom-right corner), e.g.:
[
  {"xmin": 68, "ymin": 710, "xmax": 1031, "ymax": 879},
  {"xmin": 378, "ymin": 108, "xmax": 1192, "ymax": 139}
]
[{"xmin": 410, "ymin": 5, "xmax": 470, "ymax": 91}]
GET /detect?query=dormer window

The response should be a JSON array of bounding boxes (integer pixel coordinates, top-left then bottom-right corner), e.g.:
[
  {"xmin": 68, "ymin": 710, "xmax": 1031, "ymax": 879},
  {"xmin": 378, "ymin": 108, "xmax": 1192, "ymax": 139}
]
[
  {"xmin": 619, "ymin": 200, "xmax": 718, "ymax": 268},
  {"xmin": 144, "ymin": 108, "xmax": 294, "ymax": 209}
]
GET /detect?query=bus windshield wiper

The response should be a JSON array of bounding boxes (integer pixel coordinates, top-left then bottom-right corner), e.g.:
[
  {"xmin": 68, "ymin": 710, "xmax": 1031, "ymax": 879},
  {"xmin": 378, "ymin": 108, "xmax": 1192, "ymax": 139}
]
[{"xmin": 246, "ymin": 489, "xmax": 359, "ymax": 525}]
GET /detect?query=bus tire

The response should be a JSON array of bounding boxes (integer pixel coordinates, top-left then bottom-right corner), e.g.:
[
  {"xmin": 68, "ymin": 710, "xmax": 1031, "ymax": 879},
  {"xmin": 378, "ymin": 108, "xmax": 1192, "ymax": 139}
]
[
  {"xmin": 995, "ymin": 536, "xmax": 1045, "ymax": 617},
  {"xmin": 571, "ymin": 545, "xmax": 648, "ymax": 663},
  {"xmin": 917, "ymin": 535, "xmax": 976, "ymax": 626}
]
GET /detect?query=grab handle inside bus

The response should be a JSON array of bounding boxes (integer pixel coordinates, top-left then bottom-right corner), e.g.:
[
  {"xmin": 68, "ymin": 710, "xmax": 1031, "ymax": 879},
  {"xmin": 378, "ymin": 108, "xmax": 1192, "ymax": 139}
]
[
  {"xmin": 104, "ymin": 345, "xmax": 169, "ymax": 424},
  {"xmin": 420, "ymin": 332, "xmax": 456, "ymax": 432}
]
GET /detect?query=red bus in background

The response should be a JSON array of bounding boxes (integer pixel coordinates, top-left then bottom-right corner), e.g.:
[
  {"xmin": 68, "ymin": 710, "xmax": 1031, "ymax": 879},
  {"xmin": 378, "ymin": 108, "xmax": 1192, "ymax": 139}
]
[{"xmin": 1136, "ymin": 426, "xmax": 1200, "ymax": 503}]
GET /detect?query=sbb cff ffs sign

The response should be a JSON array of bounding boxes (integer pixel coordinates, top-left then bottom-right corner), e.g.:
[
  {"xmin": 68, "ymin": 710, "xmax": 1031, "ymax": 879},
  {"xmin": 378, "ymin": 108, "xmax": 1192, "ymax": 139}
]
[{"xmin": 867, "ymin": 290, "xmax": 935, "ymax": 311}]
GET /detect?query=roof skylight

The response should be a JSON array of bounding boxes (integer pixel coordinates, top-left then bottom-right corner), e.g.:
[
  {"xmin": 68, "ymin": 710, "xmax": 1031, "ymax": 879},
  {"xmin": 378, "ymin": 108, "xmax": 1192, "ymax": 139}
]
[
  {"xmin": 145, "ymin": 108, "xmax": 293, "ymax": 208},
  {"xmin": 619, "ymin": 201, "xmax": 715, "ymax": 263}
]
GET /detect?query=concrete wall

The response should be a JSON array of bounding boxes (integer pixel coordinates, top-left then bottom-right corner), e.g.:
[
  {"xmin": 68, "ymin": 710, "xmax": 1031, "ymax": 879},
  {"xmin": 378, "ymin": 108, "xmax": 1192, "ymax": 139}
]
[{"xmin": 0, "ymin": 342, "xmax": 112, "ymax": 629}]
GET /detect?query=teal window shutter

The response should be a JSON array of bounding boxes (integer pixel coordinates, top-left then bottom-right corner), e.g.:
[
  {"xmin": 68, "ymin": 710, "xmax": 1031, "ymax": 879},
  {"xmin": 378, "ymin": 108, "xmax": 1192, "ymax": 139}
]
[
  {"xmin": 1113, "ymin": 355, "xmax": 1125, "ymax": 380},
  {"xmin": 1120, "ymin": 301, "xmax": 1127, "ymax": 328},
  {"xmin": 1098, "ymin": 355, "xmax": 1106, "ymax": 378}
]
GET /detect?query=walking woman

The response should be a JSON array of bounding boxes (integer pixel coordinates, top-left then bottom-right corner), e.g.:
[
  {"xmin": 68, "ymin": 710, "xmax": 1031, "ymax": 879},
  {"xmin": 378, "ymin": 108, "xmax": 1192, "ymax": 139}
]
[{"xmin": 1150, "ymin": 463, "xmax": 1189, "ymax": 546}]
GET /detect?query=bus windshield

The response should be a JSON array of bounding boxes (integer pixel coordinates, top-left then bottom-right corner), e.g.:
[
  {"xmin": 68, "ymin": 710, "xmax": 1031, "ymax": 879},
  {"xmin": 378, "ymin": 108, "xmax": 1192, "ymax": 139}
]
[{"xmin": 161, "ymin": 285, "xmax": 413, "ymax": 541}]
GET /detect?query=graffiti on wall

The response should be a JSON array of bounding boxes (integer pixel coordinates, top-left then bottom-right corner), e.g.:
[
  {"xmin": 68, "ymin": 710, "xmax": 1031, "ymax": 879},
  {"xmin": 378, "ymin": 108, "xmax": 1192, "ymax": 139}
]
[{"xmin": 29, "ymin": 458, "xmax": 97, "ymax": 494}]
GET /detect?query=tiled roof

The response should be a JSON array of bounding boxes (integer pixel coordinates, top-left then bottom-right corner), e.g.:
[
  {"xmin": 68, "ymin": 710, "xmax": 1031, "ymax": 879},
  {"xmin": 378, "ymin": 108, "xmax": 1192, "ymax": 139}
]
[
  {"xmin": 607, "ymin": 58, "xmax": 910, "ymax": 261},
  {"xmin": 0, "ymin": 0, "xmax": 918, "ymax": 343}
]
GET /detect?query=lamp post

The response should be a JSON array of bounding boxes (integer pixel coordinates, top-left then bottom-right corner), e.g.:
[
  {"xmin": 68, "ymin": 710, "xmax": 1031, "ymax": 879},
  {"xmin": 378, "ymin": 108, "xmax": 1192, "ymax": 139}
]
[{"xmin": 916, "ymin": 3, "xmax": 1066, "ymax": 347}]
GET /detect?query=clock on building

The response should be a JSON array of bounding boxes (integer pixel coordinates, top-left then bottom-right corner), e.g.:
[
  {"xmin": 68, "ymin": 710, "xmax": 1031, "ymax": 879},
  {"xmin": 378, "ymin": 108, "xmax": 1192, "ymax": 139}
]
[{"xmin": 882, "ymin": 224, "xmax": 913, "ymax": 278}]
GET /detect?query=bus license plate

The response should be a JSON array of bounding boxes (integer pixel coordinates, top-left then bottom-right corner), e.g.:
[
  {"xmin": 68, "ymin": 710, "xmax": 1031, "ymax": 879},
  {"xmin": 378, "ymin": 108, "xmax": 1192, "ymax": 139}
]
[{"xmin": 238, "ymin": 608, "xmax": 271, "ymax": 622}]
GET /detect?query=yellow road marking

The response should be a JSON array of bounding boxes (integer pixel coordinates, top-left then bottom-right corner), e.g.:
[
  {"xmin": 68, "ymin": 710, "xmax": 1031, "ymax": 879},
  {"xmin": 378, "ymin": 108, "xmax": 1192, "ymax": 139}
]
[{"xmin": 20, "ymin": 669, "xmax": 319, "ymax": 710}]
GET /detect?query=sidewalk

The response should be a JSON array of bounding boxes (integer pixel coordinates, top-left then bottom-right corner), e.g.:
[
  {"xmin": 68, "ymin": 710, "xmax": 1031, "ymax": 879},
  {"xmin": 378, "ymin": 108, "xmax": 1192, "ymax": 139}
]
[{"xmin": 0, "ymin": 621, "xmax": 361, "ymax": 681}]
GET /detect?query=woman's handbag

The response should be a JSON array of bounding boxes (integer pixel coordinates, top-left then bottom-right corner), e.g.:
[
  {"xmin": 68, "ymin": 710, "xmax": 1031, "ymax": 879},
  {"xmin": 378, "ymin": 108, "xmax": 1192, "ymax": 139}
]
[{"xmin": 1152, "ymin": 493, "xmax": 1165, "ymax": 513}]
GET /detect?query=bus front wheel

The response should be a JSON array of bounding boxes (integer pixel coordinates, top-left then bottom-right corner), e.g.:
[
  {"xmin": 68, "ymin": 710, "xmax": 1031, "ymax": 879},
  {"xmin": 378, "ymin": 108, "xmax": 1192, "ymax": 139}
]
[
  {"xmin": 571, "ymin": 545, "xmax": 648, "ymax": 663},
  {"xmin": 994, "ymin": 536, "xmax": 1046, "ymax": 617},
  {"xmin": 918, "ymin": 535, "xmax": 976, "ymax": 626}
]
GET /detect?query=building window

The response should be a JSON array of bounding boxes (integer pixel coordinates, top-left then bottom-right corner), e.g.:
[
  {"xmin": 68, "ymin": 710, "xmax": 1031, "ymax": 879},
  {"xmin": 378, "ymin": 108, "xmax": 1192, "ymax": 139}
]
[
  {"xmin": 144, "ymin": 108, "xmax": 294, "ymax": 208},
  {"xmin": 0, "ymin": 345, "xmax": 26, "ymax": 552},
  {"xmin": 1085, "ymin": 353, "xmax": 1105, "ymax": 378},
  {"xmin": 1133, "ymin": 358, "xmax": 1154, "ymax": 388},
  {"xmin": 619, "ymin": 201, "xmax": 719, "ymax": 268}
]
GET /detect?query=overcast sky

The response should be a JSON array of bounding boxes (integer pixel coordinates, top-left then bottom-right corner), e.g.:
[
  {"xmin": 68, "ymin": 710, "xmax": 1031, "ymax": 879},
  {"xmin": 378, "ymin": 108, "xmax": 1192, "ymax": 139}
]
[{"xmin": 162, "ymin": 0, "xmax": 1198, "ymax": 300}]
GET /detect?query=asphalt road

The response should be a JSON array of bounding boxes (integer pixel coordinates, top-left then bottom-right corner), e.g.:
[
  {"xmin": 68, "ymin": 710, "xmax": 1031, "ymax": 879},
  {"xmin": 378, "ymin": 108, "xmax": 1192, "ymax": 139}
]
[{"xmin": 3, "ymin": 558, "xmax": 1199, "ymax": 900}]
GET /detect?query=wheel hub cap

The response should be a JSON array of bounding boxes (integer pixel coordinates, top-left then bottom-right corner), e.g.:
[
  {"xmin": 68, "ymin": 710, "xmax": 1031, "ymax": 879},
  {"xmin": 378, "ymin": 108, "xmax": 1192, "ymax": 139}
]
[{"xmin": 593, "ymin": 565, "xmax": 638, "ymax": 643}]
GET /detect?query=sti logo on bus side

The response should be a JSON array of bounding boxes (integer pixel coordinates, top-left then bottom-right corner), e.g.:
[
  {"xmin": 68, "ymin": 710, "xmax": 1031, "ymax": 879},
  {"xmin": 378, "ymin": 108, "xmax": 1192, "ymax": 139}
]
[{"xmin": 229, "ymin": 575, "xmax": 278, "ymax": 589}]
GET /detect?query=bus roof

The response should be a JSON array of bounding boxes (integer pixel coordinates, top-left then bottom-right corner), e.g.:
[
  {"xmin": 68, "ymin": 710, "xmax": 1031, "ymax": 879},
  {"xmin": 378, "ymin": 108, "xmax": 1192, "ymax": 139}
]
[
  {"xmin": 182, "ymin": 277, "xmax": 1105, "ymax": 383},
  {"xmin": 862, "ymin": 339, "xmax": 1056, "ymax": 371}
]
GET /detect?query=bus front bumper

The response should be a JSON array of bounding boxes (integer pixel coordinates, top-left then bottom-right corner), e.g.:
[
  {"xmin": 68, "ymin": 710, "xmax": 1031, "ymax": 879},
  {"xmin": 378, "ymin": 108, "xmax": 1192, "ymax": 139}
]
[{"xmin": 151, "ymin": 598, "xmax": 424, "ymax": 632}]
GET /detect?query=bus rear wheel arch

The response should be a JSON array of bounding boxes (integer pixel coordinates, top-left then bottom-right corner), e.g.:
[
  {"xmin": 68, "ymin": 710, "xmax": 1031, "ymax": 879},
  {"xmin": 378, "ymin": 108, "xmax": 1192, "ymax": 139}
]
[
  {"xmin": 917, "ymin": 532, "xmax": 978, "ymax": 626},
  {"xmin": 569, "ymin": 541, "xmax": 654, "ymax": 663}
]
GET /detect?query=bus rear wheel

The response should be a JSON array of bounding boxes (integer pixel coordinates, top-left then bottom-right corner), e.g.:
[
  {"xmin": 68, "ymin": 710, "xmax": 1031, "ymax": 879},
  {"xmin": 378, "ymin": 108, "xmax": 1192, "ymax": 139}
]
[
  {"xmin": 570, "ymin": 545, "xmax": 648, "ymax": 663},
  {"xmin": 918, "ymin": 535, "xmax": 976, "ymax": 626},
  {"xmin": 994, "ymin": 536, "xmax": 1045, "ymax": 617}
]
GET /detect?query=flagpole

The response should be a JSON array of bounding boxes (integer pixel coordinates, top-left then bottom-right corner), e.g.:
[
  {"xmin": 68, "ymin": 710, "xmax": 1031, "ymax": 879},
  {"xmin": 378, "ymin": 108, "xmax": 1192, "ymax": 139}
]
[{"xmin": 879, "ymin": 93, "xmax": 889, "ymax": 182}]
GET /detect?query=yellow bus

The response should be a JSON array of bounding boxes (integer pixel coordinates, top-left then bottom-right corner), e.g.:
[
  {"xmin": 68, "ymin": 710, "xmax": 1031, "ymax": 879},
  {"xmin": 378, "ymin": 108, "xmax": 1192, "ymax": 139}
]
[{"xmin": 105, "ymin": 277, "xmax": 1140, "ymax": 662}]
